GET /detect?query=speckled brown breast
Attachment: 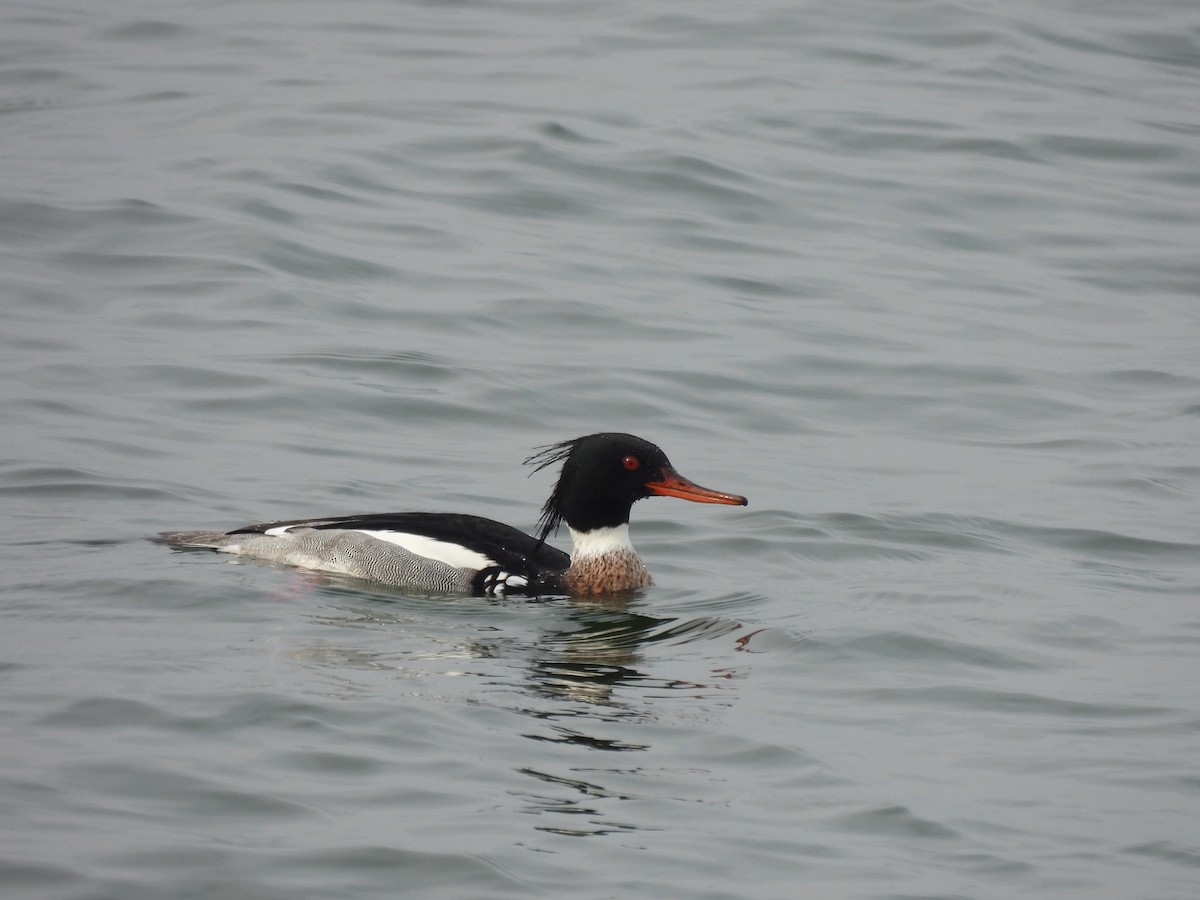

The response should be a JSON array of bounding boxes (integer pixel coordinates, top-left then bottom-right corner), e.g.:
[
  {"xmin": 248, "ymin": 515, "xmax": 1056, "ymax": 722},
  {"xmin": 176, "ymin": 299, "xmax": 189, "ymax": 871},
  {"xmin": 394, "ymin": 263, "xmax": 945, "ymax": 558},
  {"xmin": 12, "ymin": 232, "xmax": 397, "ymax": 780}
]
[{"xmin": 561, "ymin": 550, "xmax": 654, "ymax": 596}]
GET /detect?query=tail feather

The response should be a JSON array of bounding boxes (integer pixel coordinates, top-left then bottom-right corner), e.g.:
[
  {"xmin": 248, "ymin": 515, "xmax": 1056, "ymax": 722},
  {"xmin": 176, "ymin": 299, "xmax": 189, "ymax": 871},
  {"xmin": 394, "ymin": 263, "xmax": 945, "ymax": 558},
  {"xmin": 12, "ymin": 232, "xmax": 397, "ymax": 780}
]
[{"xmin": 153, "ymin": 531, "xmax": 228, "ymax": 549}]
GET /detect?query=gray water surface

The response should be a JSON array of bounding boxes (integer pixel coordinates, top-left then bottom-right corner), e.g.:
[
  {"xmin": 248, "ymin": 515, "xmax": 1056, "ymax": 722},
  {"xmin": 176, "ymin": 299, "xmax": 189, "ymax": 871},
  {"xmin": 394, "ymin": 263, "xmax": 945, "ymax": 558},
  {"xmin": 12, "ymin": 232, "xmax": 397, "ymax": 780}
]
[{"xmin": 2, "ymin": 1, "xmax": 1199, "ymax": 898}]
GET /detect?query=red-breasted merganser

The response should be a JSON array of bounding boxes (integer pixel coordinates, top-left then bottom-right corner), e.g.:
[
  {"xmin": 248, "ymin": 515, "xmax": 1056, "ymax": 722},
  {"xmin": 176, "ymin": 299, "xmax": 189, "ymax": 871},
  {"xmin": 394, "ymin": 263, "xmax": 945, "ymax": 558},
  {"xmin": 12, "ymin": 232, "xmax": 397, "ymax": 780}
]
[{"xmin": 156, "ymin": 433, "xmax": 748, "ymax": 597}]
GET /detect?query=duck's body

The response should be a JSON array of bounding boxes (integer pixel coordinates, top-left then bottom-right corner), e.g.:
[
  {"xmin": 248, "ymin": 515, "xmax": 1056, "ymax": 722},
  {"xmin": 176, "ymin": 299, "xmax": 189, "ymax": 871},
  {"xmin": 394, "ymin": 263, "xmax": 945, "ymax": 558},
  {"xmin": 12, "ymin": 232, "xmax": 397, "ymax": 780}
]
[{"xmin": 157, "ymin": 433, "xmax": 747, "ymax": 597}]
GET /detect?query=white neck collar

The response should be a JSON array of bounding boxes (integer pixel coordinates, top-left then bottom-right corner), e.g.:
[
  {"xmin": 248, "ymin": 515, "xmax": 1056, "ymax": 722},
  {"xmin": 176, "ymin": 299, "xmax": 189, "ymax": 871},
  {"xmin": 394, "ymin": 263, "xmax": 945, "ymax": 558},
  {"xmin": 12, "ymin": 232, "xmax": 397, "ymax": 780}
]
[{"xmin": 567, "ymin": 524, "xmax": 634, "ymax": 560}]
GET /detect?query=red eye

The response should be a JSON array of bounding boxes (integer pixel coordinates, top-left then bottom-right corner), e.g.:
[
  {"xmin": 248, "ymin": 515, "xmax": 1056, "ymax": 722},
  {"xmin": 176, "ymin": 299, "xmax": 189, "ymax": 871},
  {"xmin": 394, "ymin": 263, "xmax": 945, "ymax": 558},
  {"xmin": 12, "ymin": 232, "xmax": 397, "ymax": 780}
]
[{"xmin": 622, "ymin": 455, "xmax": 640, "ymax": 471}]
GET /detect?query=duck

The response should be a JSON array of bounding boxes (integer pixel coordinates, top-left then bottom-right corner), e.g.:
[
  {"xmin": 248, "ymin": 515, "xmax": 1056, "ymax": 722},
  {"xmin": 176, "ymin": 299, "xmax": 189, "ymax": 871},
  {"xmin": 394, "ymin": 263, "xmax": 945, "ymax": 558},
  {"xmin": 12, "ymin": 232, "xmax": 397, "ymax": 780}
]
[{"xmin": 156, "ymin": 432, "xmax": 748, "ymax": 596}]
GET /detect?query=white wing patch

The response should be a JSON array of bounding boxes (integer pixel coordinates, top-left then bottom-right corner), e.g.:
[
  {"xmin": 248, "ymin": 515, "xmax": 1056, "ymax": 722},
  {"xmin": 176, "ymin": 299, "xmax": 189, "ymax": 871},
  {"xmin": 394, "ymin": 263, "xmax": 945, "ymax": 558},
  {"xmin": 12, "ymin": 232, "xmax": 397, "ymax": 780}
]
[
  {"xmin": 352, "ymin": 530, "xmax": 495, "ymax": 571},
  {"xmin": 478, "ymin": 569, "xmax": 528, "ymax": 596}
]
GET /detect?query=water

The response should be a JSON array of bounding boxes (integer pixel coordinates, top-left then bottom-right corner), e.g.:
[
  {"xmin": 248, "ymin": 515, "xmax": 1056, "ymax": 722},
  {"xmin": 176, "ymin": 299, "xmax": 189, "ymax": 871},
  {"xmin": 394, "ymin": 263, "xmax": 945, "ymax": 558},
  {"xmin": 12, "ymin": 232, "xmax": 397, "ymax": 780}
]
[{"xmin": 3, "ymin": 0, "xmax": 1199, "ymax": 897}]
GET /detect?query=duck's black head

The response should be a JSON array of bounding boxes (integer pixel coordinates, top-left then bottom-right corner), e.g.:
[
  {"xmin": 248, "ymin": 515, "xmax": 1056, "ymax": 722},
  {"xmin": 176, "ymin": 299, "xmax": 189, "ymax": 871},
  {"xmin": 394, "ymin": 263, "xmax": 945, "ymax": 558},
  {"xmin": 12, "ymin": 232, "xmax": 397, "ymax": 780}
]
[{"xmin": 525, "ymin": 432, "xmax": 748, "ymax": 541}]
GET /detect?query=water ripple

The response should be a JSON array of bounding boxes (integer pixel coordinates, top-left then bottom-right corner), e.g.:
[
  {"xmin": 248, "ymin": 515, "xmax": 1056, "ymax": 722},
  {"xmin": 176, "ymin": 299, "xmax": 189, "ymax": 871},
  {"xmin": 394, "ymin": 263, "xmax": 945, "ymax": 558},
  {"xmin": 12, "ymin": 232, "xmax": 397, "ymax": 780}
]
[{"xmin": 4, "ymin": 0, "xmax": 1200, "ymax": 897}]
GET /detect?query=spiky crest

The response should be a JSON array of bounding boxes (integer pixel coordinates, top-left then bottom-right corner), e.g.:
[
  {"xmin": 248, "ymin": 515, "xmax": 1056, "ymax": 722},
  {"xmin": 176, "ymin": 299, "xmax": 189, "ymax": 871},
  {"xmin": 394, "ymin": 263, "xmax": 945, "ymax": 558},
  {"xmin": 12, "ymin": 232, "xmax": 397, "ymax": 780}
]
[{"xmin": 523, "ymin": 436, "xmax": 580, "ymax": 542}]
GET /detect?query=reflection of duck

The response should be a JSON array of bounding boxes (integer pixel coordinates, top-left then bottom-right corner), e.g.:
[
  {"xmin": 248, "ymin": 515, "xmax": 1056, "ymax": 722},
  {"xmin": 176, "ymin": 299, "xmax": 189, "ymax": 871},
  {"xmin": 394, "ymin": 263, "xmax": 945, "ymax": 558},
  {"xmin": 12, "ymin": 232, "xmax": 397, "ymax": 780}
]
[{"xmin": 157, "ymin": 433, "xmax": 747, "ymax": 597}]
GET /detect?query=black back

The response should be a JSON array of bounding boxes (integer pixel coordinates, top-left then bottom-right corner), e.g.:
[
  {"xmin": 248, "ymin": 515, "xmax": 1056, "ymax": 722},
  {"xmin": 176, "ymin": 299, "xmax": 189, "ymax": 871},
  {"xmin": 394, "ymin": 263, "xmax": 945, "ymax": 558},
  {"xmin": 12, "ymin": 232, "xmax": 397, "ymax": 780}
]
[{"xmin": 227, "ymin": 512, "xmax": 570, "ymax": 593}]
